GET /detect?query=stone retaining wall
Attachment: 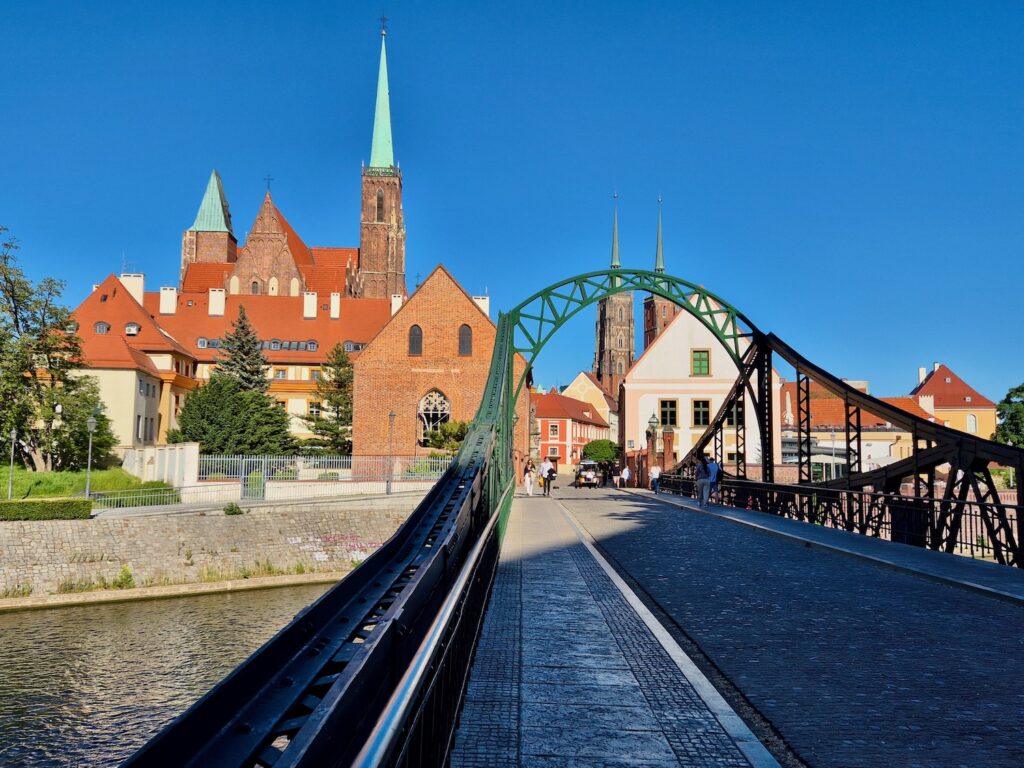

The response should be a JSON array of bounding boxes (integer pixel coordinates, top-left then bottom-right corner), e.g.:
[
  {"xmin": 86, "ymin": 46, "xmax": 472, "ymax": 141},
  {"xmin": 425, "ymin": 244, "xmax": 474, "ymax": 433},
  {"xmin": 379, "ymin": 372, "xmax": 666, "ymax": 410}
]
[{"xmin": 0, "ymin": 494, "xmax": 425, "ymax": 597}]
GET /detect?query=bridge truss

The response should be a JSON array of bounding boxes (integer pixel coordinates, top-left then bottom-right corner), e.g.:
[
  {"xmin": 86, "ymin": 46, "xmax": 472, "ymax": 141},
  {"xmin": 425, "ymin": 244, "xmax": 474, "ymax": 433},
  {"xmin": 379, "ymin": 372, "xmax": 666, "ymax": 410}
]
[{"xmin": 125, "ymin": 269, "xmax": 1024, "ymax": 768}]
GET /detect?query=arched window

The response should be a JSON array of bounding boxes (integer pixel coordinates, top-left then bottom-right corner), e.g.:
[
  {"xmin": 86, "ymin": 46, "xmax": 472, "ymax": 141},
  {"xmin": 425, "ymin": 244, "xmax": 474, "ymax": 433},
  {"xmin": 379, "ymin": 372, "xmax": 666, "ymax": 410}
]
[
  {"xmin": 268, "ymin": 277, "xmax": 279, "ymax": 296},
  {"xmin": 967, "ymin": 414, "xmax": 978, "ymax": 434},
  {"xmin": 617, "ymin": 361, "xmax": 624, "ymax": 374},
  {"xmin": 94, "ymin": 322, "xmax": 110, "ymax": 334},
  {"xmin": 197, "ymin": 337, "xmax": 208, "ymax": 349},
  {"xmin": 289, "ymin": 277, "xmax": 300, "ymax": 296},
  {"xmin": 617, "ymin": 335, "xmax": 624, "ymax": 349},
  {"xmin": 618, "ymin": 307, "xmax": 624, "ymax": 321},
  {"xmin": 376, "ymin": 189, "xmax": 385, "ymax": 222},
  {"xmin": 418, "ymin": 390, "xmax": 451, "ymax": 446},
  {"xmin": 251, "ymin": 280, "xmax": 260, "ymax": 295},
  {"xmin": 229, "ymin": 276, "xmax": 239, "ymax": 294},
  {"xmin": 458, "ymin": 324, "xmax": 472, "ymax": 356},
  {"xmin": 125, "ymin": 323, "xmax": 140, "ymax": 336},
  {"xmin": 408, "ymin": 325, "xmax": 423, "ymax": 356}
]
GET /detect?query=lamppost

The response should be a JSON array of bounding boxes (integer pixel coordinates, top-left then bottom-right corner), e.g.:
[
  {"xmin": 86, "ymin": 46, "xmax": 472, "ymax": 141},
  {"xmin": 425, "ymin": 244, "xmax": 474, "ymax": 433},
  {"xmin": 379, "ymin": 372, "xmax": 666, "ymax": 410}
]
[
  {"xmin": 386, "ymin": 410, "xmax": 395, "ymax": 495},
  {"xmin": 646, "ymin": 413, "xmax": 658, "ymax": 488},
  {"xmin": 7, "ymin": 428, "xmax": 16, "ymax": 500},
  {"xmin": 85, "ymin": 416, "xmax": 97, "ymax": 499}
]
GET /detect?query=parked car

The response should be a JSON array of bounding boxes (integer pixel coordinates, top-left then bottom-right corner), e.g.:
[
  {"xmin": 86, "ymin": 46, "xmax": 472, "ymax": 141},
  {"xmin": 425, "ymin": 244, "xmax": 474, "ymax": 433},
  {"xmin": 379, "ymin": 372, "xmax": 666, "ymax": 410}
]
[{"xmin": 575, "ymin": 460, "xmax": 600, "ymax": 488}]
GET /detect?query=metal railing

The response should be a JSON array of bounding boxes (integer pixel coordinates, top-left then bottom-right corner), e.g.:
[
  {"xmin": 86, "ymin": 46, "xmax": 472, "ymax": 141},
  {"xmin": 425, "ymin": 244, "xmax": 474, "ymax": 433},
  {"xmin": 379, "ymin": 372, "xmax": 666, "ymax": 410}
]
[
  {"xmin": 198, "ymin": 454, "xmax": 451, "ymax": 482},
  {"xmin": 661, "ymin": 475, "xmax": 1024, "ymax": 566}
]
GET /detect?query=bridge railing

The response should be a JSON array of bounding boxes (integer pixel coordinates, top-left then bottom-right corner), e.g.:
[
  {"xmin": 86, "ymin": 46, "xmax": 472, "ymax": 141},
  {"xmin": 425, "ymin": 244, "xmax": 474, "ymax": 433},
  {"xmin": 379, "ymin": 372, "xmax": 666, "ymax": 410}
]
[{"xmin": 661, "ymin": 475, "xmax": 1024, "ymax": 566}]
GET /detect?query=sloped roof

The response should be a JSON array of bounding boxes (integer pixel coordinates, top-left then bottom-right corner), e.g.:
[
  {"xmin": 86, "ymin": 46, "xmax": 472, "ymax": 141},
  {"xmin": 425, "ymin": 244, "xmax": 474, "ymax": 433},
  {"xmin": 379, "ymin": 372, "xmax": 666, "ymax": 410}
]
[
  {"xmin": 311, "ymin": 247, "xmax": 358, "ymax": 268},
  {"xmin": 181, "ymin": 263, "xmax": 234, "ymax": 292},
  {"xmin": 534, "ymin": 391, "xmax": 610, "ymax": 428},
  {"xmin": 582, "ymin": 371, "xmax": 619, "ymax": 413},
  {"xmin": 911, "ymin": 364, "xmax": 996, "ymax": 409},
  {"xmin": 189, "ymin": 170, "xmax": 233, "ymax": 234},
  {"xmin": 779, "ymin": 381, "xmax": 935, "ymax": 429},
  {"xmin": 79, "ymin": 334, "xmax": 162, "ymax": 376}
]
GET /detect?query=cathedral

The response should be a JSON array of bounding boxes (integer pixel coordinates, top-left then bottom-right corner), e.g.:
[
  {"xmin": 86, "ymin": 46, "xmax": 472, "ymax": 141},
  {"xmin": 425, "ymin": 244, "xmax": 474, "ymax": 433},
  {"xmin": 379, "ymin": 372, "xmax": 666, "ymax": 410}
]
[
  {"xmin": 593, "ymin": 196, "xmax": 635, "ymax": 394},
  {"xmin": 178, "ymin": 32, "xmax": 406, "ymax": 301}
]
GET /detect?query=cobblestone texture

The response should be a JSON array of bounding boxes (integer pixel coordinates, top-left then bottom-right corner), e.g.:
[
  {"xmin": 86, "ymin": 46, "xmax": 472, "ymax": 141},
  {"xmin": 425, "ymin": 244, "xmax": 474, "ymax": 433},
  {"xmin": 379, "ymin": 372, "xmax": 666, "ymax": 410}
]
[{"xmin": 562, "ymin": 488, "xmax": 1024, "ymax": 768}]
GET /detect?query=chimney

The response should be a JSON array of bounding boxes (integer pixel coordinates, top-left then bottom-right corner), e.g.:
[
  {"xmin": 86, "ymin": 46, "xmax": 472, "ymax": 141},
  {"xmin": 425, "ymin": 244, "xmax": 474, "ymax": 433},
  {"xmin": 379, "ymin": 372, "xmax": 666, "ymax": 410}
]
[
  {"xmin": 159, "ymin": 287, "xmax": 177, "ymax": 315},
  {"xmin": 329, "ymin": 292, "xmax": 341, "ymax": 320},
  {"xmin": 119, "ymin": 273, "xmax": 145, "ymax": 304},
  {"xmin": 390, "ymin": 294, "xmax": 404, "ymax": 316},
  {"xmin": 303, "ymin": 292, "xmax": 317, "ymax": 319},
  {"xmin": 784, "ymin": 390, "xmax": 794, "ymax": 426},
  {"xmin": 208, "ymin": 288, "xmax": 226, "ymax": 316},
  {"xmin": 473, "ymin": 295, "xmax": 490, "ymax": 317},
  {"xmin": 933, "ymin": 361, "xmax": 940, "ymax": 372},
  {"xmin": 918, "ymin": 394, "xmax": 935, "ymax": 416},
  {"xmin": 918, "ymin": 367, "xmax": 927, "ymax": 384}
]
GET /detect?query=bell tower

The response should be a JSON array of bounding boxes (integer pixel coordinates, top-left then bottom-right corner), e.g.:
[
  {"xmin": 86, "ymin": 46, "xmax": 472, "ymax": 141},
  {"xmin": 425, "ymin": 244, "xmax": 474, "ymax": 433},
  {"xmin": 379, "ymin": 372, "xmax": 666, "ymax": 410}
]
[
  {"xmin": 594, "ymin": 194, "xmax": 635, "ymax": 394},
  {"xmin": 357, "ymin": 27, "xmax": 407, "ymax": 299}
]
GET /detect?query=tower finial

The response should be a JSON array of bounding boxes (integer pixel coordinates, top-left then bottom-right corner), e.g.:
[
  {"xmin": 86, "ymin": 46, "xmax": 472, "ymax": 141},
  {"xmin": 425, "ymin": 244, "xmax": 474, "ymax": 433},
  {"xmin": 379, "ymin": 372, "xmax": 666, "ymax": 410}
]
[
  {"xmin": 380, "ymin": 14, "xmax": 387, "ymax": 37},
  {"xmin": 369, "ymin": 28, "xmax": 394, "ymax": 168},
  {"xmin": 611, "ymin": 192, "xmax": 620, "ymax": 270},
  {"xmin": 654, "ymin": 195, "xmax": 664, "ymax": 273}
]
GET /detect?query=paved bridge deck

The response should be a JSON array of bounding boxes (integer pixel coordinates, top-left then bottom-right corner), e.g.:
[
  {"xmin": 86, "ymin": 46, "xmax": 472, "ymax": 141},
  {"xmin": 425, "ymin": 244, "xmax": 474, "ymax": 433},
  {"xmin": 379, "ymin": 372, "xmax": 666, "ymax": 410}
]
[{"xmin": 454, "ymin": 487, "xmax": 1024, "ymax": 768}]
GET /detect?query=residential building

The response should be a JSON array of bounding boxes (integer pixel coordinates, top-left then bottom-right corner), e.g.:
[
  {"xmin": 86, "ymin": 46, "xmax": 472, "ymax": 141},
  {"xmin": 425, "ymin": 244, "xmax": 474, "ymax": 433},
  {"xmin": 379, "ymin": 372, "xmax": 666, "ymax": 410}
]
[
  {"xmin": 534, "ymin": 391, "xmax": 611, "ymax": 470},
  {"xmin": 911, "ymin": 363, "xmax": 997, "ymax": 438},
  {"xmin": 561, "ymin": 372, "xmax": 619, "ymax": 438}
]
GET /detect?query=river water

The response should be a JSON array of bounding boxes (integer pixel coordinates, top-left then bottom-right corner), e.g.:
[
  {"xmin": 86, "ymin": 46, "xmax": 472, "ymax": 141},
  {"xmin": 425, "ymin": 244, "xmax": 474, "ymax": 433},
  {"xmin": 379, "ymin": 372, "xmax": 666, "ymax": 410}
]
[{"xmin": 0, "ymin": 584, "xmax": 331, "ymax": 767}]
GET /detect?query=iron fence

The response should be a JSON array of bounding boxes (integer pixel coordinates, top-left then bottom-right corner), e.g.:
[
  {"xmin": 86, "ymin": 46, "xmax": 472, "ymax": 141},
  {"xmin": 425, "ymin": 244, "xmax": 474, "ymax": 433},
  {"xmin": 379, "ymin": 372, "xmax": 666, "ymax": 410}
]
[
  {"xmin": 661, "ymin": 475, "xmax": 1024, "ymax": 567},
  {"xmin": 197, "ymin": 454, "xmax": 450, "ymax": 482}
]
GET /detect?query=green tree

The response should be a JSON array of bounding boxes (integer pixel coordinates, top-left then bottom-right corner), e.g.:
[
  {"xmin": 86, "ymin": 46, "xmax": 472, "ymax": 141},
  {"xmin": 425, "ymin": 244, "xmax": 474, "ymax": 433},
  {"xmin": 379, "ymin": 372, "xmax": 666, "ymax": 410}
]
[
  {"xmin": 216, "ymin": 305, "xmax": 268, "ymax": 392},
  {"xmin": 425, "ymin": 420, "xmax": 470, "ymax": 455},
  {"xmin": 302, "ymin": 343, "xmax": 353, "ymax": 453},
  {"xmin": 581, "ymin": 439, "xmax": 619, "ymax": 463},
  {"xmin": 995, "ymin": 383, "xmax": 1024, "ymax": 447},
  {"xmin": 0, "ymin": 227, "xmax": 116, "ymax": 471},
  {"xmin": 169, "ymin": 375, "xmax": 297, "ymax": 454}
]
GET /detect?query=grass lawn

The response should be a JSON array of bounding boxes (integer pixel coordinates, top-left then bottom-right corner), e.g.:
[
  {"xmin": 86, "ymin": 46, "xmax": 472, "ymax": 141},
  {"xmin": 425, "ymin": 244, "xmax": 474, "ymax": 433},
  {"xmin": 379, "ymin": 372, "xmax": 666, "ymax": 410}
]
[{"xmin": 3, "ymin": 467, "xmax": 172, "ymax": 499}]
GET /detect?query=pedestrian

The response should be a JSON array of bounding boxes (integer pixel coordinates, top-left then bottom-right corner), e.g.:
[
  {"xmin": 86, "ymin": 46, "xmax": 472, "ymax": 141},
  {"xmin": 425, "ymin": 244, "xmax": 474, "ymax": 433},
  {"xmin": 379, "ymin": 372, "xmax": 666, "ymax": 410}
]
[
  {"xmin": 650, "ymin": 464, "xmax": 661, "ymax": 494},
  {"xmin": 696, "ymin": 455, "xmax": 711, "ymax": 507},
  {"xmin": 523, "ymin": 459, "xmax": 535, "ymax": 497},
  {"xmin": 707, "ymin": 457, "xmax": 720, "ymax": 504},
  {"xmin": 620, "ymin": 464, "xmax": 631, "ymax": 489},
  {"xmin": 540, "ymin": 457, "xmax": 554, "ymax": 497}
]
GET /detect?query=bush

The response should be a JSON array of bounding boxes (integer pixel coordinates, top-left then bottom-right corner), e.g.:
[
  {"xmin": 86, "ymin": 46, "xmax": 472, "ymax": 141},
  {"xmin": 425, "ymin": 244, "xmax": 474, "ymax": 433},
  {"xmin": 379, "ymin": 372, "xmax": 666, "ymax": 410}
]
[
  {"xmin": 0, "ymin": 499, "xmax": 92, "ymax": 521},
  {"xmin": 272, "ymin": 468, "xmax": 298, "ymax": 480},
  {"xmin": 112, "ymin": 564, "xmax": 135, "ymax": 590},
  {"xmin": 317, "ymin": 471, "xmax": 340, "ymax": 481},
  {"xmin": 223, "ymin": 502, "xmax": 245, "ymax": 516}
]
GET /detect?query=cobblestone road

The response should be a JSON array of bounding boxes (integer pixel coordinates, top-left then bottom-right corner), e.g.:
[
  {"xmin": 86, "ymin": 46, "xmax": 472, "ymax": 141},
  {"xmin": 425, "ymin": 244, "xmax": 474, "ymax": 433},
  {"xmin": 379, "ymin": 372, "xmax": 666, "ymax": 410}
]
[{"xmin": 561, "ymin": 488, "xmax": 1024, "ymax": 768}]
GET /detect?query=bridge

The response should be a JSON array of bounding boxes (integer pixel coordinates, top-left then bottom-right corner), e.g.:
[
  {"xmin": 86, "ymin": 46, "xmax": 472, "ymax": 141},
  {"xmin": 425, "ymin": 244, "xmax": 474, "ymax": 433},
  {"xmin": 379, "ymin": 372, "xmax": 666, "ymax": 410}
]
[{"xmin": 124, "ymin": 269, "xmax": 1024, "ymax": 767}]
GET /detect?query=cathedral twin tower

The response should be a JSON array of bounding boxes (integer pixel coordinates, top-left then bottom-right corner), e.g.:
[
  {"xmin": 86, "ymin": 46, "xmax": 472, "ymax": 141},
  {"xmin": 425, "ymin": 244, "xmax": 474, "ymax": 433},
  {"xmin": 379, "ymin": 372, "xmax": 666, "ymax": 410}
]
[{"xmin": 178, "ymin": 31, "xmax": 406, "ymax": 301}]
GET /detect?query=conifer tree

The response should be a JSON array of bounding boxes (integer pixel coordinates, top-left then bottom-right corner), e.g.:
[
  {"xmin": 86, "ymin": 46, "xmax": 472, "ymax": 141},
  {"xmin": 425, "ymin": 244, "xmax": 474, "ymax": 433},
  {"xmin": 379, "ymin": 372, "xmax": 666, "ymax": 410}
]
[
  {"xmin": 217, "ymin": 305, "xmax": 268, "ymax": 392},
  {"xmin": 303, "ymin": 343, "xmax": 354, "ymax": 453}
]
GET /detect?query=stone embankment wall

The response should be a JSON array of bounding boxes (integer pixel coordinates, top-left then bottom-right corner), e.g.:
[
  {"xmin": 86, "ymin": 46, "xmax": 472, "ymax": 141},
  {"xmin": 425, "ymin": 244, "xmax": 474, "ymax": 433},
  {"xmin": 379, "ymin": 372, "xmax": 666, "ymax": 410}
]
[{"xmin": 0, "ymin": 494, "xmax": 424, "ymax": 597}]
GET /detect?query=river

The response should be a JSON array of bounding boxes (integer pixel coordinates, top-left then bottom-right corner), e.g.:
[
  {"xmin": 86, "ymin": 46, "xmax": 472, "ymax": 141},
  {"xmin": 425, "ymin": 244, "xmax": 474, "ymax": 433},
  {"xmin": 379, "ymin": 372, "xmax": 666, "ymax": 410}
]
[{"xmin": 0, "ymin": 584, "xmax": 331, "ymax": 767}]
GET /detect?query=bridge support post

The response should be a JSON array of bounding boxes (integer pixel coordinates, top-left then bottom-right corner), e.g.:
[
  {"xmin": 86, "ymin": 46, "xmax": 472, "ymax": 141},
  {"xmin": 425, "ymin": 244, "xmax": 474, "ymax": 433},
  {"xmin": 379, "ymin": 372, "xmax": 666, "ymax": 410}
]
[{"xmin": 756, "ymin": 340, "xmax": 774, "ymax": 485}]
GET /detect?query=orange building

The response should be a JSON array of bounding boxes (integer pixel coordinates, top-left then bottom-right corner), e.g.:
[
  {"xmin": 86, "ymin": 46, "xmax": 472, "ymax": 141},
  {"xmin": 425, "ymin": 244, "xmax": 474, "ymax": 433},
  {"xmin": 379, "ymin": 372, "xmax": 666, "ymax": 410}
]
[{"xmin": 534, "ymin": 391, "xmax": 610, "ymax": 470}]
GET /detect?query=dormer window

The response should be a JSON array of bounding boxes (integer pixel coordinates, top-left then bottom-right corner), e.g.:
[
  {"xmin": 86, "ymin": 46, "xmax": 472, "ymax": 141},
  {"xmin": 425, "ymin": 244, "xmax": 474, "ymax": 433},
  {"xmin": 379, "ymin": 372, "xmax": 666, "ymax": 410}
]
[
  {"xmin": 125, "ymin": 322, "xmax": 141, "ymax": 336},
  {"xmin": 94, "ymin": 322, "xmax": 110, "ymax": 334},
  {"xmin": 308, "ymin": 341, "xmax": 318, "ymax": 352},
  {"xmin": 66, "ymin": 321, "xmax": 79, "ymax": 333},
  {"xmin": 270, "ymin": 340, "xmax": 281, "ymax": 351},
  {"xmin": 965, "ymin": 396, "xmax": 972, "ymax": 403},
  {"xmin": 197, "ymin": 337, "xmax": 208, "ymax": 349},
  {"xmin": 100, "ymin": 294, "xmax": 108, "ymax": 303},
  {"xmin": 945, "ymin": 377, "xmax": 952, "ymax": 383}
]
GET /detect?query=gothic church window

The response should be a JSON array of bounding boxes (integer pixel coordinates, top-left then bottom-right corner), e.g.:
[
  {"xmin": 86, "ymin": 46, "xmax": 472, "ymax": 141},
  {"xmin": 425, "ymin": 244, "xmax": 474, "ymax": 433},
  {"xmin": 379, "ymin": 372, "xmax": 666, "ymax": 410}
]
[
  {"xmin": 617, "ymin": 361, "xmax": 624, "ymax": 374},
  {"xmin": 269, "ymin": 277, "xmax": 279, "ymax": 296},
  {"xmin": 251, "ymin": 280, "xmax": 261, "ymax": 295},
  {"xmin": 408, "ymin": 325, "xmax": 423, "ymax": 356},
  {"xmin": 617, "ymin": 335, "xmax": 624, "ymax": 349},
  {"xmin": 290, "ymin": 278, "xmax": 300, "ymax": 296},
  {"xmin": 458, "ymin": 324, "xmax": 472, "ymax": 356},
  {"xmin": 418, "ymin": 390, "xmax": 451, "ymax": 446},
  {"xmin": 376, "ymin": 189, "xmax": 385, "ymax": 222},
  {"xmin": 618, "ymin": 307, "xmax": 624, "ymax": 322}
]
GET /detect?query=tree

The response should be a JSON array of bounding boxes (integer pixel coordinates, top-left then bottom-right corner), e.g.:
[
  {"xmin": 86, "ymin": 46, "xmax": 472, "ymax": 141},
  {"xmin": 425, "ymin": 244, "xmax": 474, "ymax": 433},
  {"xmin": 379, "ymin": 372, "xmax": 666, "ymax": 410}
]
[
  {"xmin": 217, "ymin": 305, "xmax": 268, "ymax": 392},
  {"xmin": 169, "ymin": 375, "xmax": 297, "ymax": 454},
  {"xmin": 995, "ymin": 384, "xmax": 1024, "ymax": 447},
  {"xmin": 302, "ymin": 343, "xmax": 353, "ymax": 453},
  {"xmin": 425, "ymin": 420, "xmax": 470, "ymax": 455},
  {"xmin": 0, "ymin": 227, "xmax": 117, "ymax": 471},
  {"xmin": 582, "ymin": 439, "xmax": 619, "ymax": 463}
]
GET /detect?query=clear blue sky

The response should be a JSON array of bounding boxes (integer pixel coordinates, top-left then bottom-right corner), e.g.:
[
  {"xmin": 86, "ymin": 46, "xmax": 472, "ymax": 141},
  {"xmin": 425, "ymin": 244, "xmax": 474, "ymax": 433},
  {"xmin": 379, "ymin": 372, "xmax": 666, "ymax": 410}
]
[{"xmin": 3, "ymin": 1, "xmax": 1022, "ymax": 401}]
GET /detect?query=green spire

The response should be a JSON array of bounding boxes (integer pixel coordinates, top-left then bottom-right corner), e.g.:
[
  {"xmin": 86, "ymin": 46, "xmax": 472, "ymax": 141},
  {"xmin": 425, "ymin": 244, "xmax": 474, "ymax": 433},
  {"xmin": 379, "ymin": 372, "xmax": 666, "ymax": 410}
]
[
  {"xmin": 654, "ymin": 196, "xmax": 664, "ymax": 273},
  {"xmin": 610, "ymin": 193, "xmax": 620, "ymax": 269},
  {"xmin": 369, "ymin": 32, "xmax": 395, "ymax": 169},
  {"xmin": 190, "ymin": 170, "xmax": 233, "ymax": 234}
]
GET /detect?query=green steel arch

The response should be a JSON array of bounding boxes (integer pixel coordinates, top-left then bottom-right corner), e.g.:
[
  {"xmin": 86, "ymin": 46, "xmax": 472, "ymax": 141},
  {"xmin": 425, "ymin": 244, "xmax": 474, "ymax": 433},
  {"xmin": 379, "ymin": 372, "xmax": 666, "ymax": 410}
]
[{"xmin": 505, "ymin": 268, "xmax": 763, "ymax": 402}]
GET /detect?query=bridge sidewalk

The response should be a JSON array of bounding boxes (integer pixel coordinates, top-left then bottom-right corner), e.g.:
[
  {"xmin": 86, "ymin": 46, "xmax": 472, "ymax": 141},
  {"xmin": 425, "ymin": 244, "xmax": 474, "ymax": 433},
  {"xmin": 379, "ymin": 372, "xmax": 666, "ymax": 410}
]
[
  {"xmin": 631, "ymin": 489, "xmax": 1024, "ymax": 605},
  {"xmin": 451, "ymin": 493, "xmax": 778, "ymax": 768}
]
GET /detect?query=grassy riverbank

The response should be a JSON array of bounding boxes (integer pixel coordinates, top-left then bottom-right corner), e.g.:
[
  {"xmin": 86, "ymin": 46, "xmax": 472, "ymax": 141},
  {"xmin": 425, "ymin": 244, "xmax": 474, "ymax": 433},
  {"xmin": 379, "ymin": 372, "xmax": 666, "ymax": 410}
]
[{"xmin": 3, "ymin": 467, "xmax": 171, "ymax": 499}]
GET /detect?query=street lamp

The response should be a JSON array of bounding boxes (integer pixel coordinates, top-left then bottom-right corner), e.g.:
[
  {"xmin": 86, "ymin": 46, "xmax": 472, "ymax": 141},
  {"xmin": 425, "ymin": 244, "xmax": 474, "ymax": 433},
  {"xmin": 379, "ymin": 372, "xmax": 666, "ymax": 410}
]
[
  {"xmin": 85, "ymin": 416, "xmax": 97, "ymax": 499},
  {"xmin": 386, "ymin": 410, "xmax": 395, "ymax": 495},
  {"xmin": 7, "ymin": 428, "xmax": 16, "ymax": 500}
]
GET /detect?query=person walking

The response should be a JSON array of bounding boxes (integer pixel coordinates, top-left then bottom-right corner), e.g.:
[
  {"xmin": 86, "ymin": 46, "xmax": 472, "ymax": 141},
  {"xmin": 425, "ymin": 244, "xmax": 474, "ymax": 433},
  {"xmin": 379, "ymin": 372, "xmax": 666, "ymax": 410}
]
[
  {"xmin": 540, "ymin": 457, "xmax": 554, "ymax": 497},
  {"xmin": 706, "ymin": 457, "xmax": 720, "ymax": 505},
  {"xmin": 650, "ymin": 464, "xmax": 661, "ymax": 494},
  {"xmin": 523, "ymin": 460, "xmax": 536, "ymax": 497},
  {"xmin": 696, "ymin": 455, "xmax": 711, "ymax": 507},
  {"xmin": 620, "ymin": 464, "xmax": 631, "ymax": 489}
]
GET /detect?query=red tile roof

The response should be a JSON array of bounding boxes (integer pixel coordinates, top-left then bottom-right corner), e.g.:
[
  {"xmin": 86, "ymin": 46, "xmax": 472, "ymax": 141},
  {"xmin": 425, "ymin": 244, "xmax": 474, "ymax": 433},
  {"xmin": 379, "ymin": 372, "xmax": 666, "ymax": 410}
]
[
  {"xmin": 80, "ymin": 334, "xmax": 162, "ymax": 376},
  {"xmin": 272, "ymin": 202, "xmax": 314, "ymax": 265},
  {"xmin": 779, "ymin": 381, "xmax": 934, "ymax": 429},
  {"xmin": 583, "ymin": 371, "xmax": 620, "ymax": 413},
  {"xmin": 534, "ymin": 391, "xmax": 610, "ymax": 428},
  {"xmin": 911, "ymin": 364, "xmax": 996, "ymax": 409},
  {"xmin": 181, "ymin": 263, "xmax": 233, "ymax": 292},
  {"xmin": 311, "ymin": 247, "xmax": 358, "ymax": 268}
]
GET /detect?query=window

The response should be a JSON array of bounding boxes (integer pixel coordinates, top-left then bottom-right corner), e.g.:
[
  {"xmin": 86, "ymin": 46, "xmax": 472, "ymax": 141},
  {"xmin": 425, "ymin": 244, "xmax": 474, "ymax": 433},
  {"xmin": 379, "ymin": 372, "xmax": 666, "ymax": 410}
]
[
  {"xmin": 343, "ymin": 341, "xmax": 354, "ymax": 352},
  {"xmin": 725, "ymin": 401, "xmax": 743, "ymax": 427},
  {"xmin": 275, "ymin": 400, "xmax": 286, "ymax": 409},
  {"xmin": 458, "ymin": 324, "xmax": 472, "ymax": 356},
  {"xmin": 964, "ymin": 396, "xmax": 972, "ymax": 403},
  {"xmin": 309, "ymin": 401, "xmax": 322, "ymax": 418},
  {"xmin": 136, "ymin": 415, "xmax": 142, "ymax": 440},
  {"xmin": 548, "ymin": 446, "xmax": 560, "ymax": 457},
  {"xmin": 691, "ymin": 350, "xmax": 710, "ymax": 377},
  {"xmin": 311, "ymin": 370, "xmax": 321, "ymax": 381},
  {"xmin": 408, "ymin": 325, "xmax": 423, "ymax": 356},
  {"xmin": 727, "ymin": 452, "xmax": 739, "ymax": 462},
  {"xmin": 967, "ymin": 414, "xmax": 978, "ymax": 434},
  {"xmin": 617, "ymin": 361, "xmax": 624, "ymax": 374},
  {"xmin": 308, "ymin": 341, "xmax": 318, "ymax": 352},
  {"xmin": 418, "ymin": 390, "xmax": 451, "ymax": 445},
  {"xmin": 617, "ymin": 307, "xmax": 624, "ymax": 322},
  {"xmin": 270, "ymin": 340, "xmax": 281, "ymax": 351},
  {"xmin": 251, "ymin": 281, "xmax": 260, "ymax": 294},
  {"xmin": 659, "ymin": 400, "xmax": 678, "ymax": 427},
  {"xmin": 662, "ymin": 305, "xmax": 667, "ymax": 318},
  {"xmin": 274, "ymin": 369, "xmax": 287, "ymax": 380},
  {"xmin": 197, "ymin": 337, "xmax": 208, "ymax": 349},
  {"xmin": 549, "ymin": 423, "xmax": 560, "ymax": 438},
  {"xmin": 376, "ymin": 188, "xmax": 385, "ymax": 222},
  {"xmin": 94, "ymin": 322, "xmax": 110, "ymax": 334},
  {"xmin": 693, "ymin": 400, "xmax": 710, "ymax": 427},
  {"xmin": 100, "ymin": 294, "xmax": 108, "ymax": 302},
  {"xmin": 65, "ymin": 321, "xmax": 79, "ymax": 333},
  {"xmin": 617, "ymin": 335, "xmax": 624, "ymax": 349},
  {"xmin": 944, "ymin": 377, "xmax": 951, "ymax": 383},
  {"xmin": 139, "ymin": 381, "xmax": 145, "ymax": 396}
]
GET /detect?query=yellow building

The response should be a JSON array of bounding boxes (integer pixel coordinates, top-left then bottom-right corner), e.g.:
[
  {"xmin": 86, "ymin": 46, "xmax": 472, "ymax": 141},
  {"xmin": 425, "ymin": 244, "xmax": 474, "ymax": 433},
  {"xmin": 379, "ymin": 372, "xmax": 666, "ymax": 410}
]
[
  {"xmin": 911, "ymin": 363, "xmax": 998, "ymax": 439},
  {"xmin": 561, "ymin": 372, "xmax": 619, "ymax": 438}
]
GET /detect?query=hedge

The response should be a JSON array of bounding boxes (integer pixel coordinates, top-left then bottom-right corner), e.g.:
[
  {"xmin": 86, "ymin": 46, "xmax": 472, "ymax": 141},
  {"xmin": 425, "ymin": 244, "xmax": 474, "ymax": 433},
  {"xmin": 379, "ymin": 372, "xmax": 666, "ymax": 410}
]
[{"xmin": 0, "ymin": 499, "xmax": 93, "ymax": 521}]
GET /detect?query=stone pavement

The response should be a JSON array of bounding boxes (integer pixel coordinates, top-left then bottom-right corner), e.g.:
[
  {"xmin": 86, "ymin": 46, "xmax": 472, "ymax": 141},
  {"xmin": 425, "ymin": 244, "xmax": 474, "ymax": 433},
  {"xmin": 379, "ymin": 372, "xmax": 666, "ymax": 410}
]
[
  {"xmin": 451, "ymin": 493, "xmax": 777, "ymax": 768},
  {"xmin": 561, "ymin": 487, "xmax": 1024, "ymax": 768}
]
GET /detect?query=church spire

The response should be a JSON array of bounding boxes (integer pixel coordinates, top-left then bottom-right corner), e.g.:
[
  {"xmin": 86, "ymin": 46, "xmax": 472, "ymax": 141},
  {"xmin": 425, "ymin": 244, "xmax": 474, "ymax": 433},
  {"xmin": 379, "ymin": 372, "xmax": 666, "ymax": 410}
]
[
  {"xmin": 190, "ymin": 170, "xmax": 233, "ymax": 234},
  {"xmin": 654, "ymin": 195, "xmax": 664, "ymax": 273},
  {"xmin": 369, "ymin": 27, "xmax": 394, "ymax": 169},
  {"xmin": 610, "ymin": 193, "xmax": 620, "ymax": 269}
]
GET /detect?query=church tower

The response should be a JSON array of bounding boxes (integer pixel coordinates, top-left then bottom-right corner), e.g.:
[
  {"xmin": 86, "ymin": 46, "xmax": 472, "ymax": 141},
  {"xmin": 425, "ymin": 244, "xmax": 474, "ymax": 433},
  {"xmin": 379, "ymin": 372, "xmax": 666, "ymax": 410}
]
[
  {"xmin": 643, "ymin": 197, "xmax": 681, "ymax": 348},
  {"xmin": 357, "ymin": 28, "xmax": 407, "ymax": 299},
  {"xmin": 180, "ymin": 170, "xmax": 237, "ymax": 283},
  {"xmin": 594, "ymin": 195, "xmax": 635, "ymax": 394}
]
